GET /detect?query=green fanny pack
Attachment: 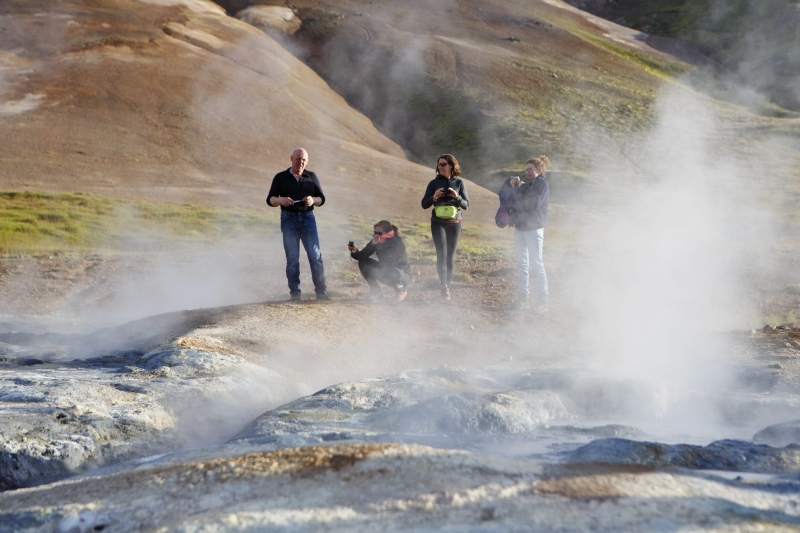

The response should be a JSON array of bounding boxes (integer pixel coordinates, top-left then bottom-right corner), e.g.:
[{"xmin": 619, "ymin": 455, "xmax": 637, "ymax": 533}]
[{"xmin": 434, "ymin": 205, "xmax": 459, "ymax": 219}]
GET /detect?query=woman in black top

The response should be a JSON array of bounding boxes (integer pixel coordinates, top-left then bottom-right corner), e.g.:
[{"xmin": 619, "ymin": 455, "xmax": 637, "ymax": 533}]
[
  {"xmin": 348, "ymin": 220, "xmax": 412, "ymax": 302},
  {"xmin": 421, "ymin": 154, "xmax": 469, "ymax": 300}
]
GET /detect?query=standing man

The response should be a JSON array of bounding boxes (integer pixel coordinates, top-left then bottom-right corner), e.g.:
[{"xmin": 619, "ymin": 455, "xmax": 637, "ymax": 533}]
[{"xmin": 267, "ymin": 148, "xmax": 329, "ymax": 301}]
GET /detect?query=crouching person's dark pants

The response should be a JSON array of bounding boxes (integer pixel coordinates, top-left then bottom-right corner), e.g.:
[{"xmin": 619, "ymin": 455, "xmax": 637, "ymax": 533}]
[{"xmin": 358, "ymin": 258, "xmax": 412, "ymax": 291}]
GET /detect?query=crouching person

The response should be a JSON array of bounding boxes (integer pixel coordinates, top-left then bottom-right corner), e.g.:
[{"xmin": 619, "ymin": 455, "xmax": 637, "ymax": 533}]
[{"xmin": 348, "ymin": 220, "xmax": 412, "ymax": 302}]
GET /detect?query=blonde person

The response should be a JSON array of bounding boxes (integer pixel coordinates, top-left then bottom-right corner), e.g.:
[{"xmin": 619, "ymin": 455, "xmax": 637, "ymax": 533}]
[
  {"xmin": 420, "ymin": 154, "xmax": 469, "ymax": 300},
  {"xmin": 500, "ymin": 155, "xmax": 550, "ymax": 312},
  {"xmin": 348, "ymin": 220, "xmax": 412, "ymax": 302}
]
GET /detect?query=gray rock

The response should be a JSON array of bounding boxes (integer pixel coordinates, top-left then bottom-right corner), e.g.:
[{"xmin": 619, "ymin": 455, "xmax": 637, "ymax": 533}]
[
  {"xmin": 0, "ymin": 369, "xmax": 178, "ymax": 491},
  {"xmin": 2, "ymin": 442, "xmax": 800, "ymax": 533},
  {"xmin": 566, "ymin": 438, "xmax": 800, "ymax": 473},
  {"xmin": 368, "ymin": 390, "xmax": 570, "ymax": 435},
  {"xmin": 754, "ymin": 419, "xmax": 800, "ymax": 447},
  {"xmin": 0, "ymin": 333, "xmax": 286, "ymax": 491},
  {"xmin": 236, "ymin": 5, "xmax": 302, "ymax": 36}
]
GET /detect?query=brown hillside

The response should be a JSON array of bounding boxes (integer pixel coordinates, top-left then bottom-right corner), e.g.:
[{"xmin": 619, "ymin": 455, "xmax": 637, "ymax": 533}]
[
  {"xmin": 233, "ymin": 0, "xmax": 799, "ymax": 198},
  {"xmin": 0, "ymin": 0, "xmax": 497, "ymax": 219},
  {"xmin": 238, "ymin": 0, "xmax": 689, "ymax": 179}
]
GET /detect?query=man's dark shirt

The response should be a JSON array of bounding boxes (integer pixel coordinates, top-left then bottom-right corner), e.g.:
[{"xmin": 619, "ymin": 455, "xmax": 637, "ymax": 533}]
[{"xmin": 266, "ymin": 169, "xmax": 326, "ymax": 213}]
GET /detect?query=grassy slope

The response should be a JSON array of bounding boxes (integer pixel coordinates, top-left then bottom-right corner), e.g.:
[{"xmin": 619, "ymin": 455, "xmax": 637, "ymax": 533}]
[
  {"xmin": 0, "ymin": 192, "xmax": 278, "ymax": 255},
  {"xmin": 286, "ymin": 0, "xmax": 693, "ymax": 184},
  {"xmin": 0, "ymin": 192, "xmax": 514, "ymax": 264},
  {"xmin": 281, "ymin": 0, "xmax": 799, "ymax": 229},
  {"xmin": 564, "ymin": 0, "xmax": 800, "ymax": 112}
]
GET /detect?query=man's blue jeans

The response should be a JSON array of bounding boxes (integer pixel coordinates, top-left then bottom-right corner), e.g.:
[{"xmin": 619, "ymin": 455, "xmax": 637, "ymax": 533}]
[
  {"xmin": 280, "ymin": 211, "xmax": 326, "ymax": 295},
  {"xmin": 515, "ymin": 228, "xmax": 548, "ymax": 300}
]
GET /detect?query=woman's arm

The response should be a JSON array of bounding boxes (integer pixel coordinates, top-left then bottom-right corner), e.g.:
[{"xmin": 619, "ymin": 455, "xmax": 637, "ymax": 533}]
[
  {"xmin": 350, "ymin": 241, "xmax": 376, "ymax": 261},
  {"xmin": 421, "ymin": 181, "xmax": 437, "ymax": 209},
  {"xmin": 455, "ymin": 180, "xmax": 469, "ymax": 210}
]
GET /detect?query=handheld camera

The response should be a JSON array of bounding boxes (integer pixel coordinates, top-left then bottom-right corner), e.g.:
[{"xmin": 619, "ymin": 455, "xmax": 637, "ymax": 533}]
[{"xmin": 348, "ymin": 241, "xmax": 354, "ymax": 248}]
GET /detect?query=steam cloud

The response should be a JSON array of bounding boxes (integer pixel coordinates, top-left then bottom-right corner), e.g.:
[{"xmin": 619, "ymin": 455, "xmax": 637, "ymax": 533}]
[{"xmin": 3, "ymin": 1, "xmax": 797, "ymax": 450}]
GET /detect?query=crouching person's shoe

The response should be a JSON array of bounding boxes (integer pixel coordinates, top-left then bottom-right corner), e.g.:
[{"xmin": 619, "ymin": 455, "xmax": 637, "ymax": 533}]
[
  {"xmin": 393, "ymin": 286, "xmax": 408, "ymax": 302},
  {"xmin": 289, "ymin": 292, "xmax": 302, "ymax": 301},
  {"xmin": 316, "ymin": 291, "xmax": 331, "ymax": 301}
]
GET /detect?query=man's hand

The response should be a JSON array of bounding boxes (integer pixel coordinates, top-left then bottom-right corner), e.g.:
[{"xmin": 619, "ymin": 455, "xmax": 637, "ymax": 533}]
[
  {"xmin": 303, "ymin": 196, "xmax": 314, "ymax": 207},
  {"xmin": 348, "ymin": 245, "xmax": 357, "ymax": 253},
  {"xmin": 279, "ymin": 196, "xmax": 294, "ymax": 207}
]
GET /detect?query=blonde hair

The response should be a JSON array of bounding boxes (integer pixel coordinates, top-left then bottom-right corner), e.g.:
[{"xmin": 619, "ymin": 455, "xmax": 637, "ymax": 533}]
[{"xmin": 526, "ymin": 155, "xmax": 550, "ymax": 173}]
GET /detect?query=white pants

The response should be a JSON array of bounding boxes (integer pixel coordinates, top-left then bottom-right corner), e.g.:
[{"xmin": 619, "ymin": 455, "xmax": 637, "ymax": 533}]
[{"xmin": 514, "ymin": 228, "xmax": 548, "ymax": 299}]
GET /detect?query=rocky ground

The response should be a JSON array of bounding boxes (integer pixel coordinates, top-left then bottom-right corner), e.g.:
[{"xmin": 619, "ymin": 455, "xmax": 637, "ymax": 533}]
[{"xmin": 1, "ymin": 248, "xmax": 799, "ymax": 531}]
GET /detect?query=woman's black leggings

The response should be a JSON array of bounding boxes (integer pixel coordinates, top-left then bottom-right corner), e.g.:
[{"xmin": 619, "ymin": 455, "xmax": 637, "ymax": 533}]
[{"xmin": 430, "ymin": 221, "xmax": 462, "ymax": 287}]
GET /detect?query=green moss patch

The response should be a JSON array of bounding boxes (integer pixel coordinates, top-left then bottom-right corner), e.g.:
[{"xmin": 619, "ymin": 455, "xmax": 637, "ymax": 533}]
[{"xmin": 0, "ymin": 191, "xmax": 277, "ymax": 255}]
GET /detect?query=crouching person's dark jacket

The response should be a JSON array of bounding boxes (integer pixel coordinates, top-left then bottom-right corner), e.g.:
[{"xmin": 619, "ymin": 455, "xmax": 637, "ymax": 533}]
[{"xmin": 350, "ymin": 236, "xmax": 412, "ymax": 277}]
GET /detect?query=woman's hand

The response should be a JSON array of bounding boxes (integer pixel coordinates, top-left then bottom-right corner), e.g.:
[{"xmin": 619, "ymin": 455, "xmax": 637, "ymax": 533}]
[
  {"xmin": 348, "ymin": 245, "xmax": 357, "ymax": 253},
  {"xmin": 433, "ymin": 188, "xmax": 445, "ymax": 200},
  {"xmin": 443, "ymin": 187, "xmax": 456, "ymax": 198},
  {"xmin": 510, "ymin": 176, "xmax": 521, "ymax": 188}
]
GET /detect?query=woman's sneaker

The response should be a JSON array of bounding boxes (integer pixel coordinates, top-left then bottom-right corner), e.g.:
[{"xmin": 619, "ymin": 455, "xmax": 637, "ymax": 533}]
[
  {"xmin": 440, "ymin": 286, "xmax": 450, "ymax": 300},
  {"xmin": 393, "ymin": 289, "xmax": 408, "ymax": 302}
]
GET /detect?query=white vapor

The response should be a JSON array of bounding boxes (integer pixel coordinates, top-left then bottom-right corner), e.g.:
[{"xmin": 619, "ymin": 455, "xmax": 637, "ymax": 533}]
[{"xmin": 562, "ymin": 83, "xmax": 781, "ymax": 439}]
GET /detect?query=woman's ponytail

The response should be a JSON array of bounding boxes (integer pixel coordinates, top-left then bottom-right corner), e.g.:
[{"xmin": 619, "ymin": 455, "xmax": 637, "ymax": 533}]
[{"xmin": 526, "ymin": 155, "xmax": 550, "ymax": 172}]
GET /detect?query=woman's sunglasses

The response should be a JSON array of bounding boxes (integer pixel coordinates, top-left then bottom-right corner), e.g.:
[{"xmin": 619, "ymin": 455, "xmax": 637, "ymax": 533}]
[
  {"xmin": 438, "ymin": 162, "xmax": 449, "ymax": 167},
  {"xmin": 373, "ymin": 231, "xmax": 385, "ymax": 236}
]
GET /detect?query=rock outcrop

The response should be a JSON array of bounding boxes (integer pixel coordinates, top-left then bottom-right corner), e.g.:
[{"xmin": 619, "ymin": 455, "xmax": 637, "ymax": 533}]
[
  {"xmin": 0, "ymin": 305, "xmax": 294, "ymax": 491},
  {"xmin": 2, "ymin": 298, "xmax": 800, "ymax": 530},
  {"xmin": 754, "ymin": 419, "xmax": 800, "ymax": 448},
  {"xmin": 567, "ymin": 438, "xmax": 800, "ymax": 474},
  {"xmin": 2, "ymin": 440, "xmax": 800, "ymax": 532}
]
